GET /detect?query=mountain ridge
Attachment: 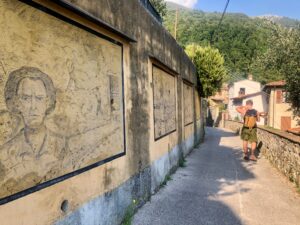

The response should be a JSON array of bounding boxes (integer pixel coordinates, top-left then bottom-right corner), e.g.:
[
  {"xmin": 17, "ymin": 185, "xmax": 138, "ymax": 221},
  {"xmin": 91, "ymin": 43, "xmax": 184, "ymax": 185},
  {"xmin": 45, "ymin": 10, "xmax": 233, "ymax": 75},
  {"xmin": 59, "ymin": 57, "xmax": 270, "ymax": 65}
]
[
  {"xmin": 163, "ymin": 1, "xmax": 300, "ymax": 82},
  {"xmin": 165, "ymin": 1, "xmax": 300, "ymax": 28}
]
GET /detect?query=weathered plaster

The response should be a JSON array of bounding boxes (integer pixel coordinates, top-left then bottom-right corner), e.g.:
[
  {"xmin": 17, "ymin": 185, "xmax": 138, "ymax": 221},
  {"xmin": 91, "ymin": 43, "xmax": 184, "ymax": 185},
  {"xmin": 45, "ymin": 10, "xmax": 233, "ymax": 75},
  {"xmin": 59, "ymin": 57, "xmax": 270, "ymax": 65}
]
[{"xmin": 0, "ymin": 0, "xmax": 202, "ymax": 225}]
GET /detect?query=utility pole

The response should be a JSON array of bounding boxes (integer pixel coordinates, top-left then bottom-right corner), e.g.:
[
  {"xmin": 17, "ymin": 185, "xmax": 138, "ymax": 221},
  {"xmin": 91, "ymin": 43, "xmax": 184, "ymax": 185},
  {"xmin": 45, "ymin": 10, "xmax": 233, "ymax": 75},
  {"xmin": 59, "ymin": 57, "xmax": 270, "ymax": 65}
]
[{"xmin": 174, "ymin": 6, "xmax": 179, "ymax": 40}]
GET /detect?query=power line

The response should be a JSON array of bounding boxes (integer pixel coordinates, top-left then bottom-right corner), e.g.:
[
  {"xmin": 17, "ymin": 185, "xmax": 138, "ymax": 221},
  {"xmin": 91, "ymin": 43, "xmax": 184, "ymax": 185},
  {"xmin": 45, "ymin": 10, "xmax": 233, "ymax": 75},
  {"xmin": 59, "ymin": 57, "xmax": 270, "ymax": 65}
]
[{"xmin": 210, "ymin": 0, "xmax": 231, "ymax": 44}]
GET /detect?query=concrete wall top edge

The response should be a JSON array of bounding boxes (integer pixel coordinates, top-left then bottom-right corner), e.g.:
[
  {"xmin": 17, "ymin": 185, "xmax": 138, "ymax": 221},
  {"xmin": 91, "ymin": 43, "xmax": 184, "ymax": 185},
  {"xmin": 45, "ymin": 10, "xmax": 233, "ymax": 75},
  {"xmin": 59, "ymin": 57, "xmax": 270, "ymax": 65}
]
[
  {"xmin": 226, "ymin": 120, "xmax": 300, "ymax": 144},
  {"xmin": 59, "ymin": 0, "xmax": 196, "ymax": 82}
]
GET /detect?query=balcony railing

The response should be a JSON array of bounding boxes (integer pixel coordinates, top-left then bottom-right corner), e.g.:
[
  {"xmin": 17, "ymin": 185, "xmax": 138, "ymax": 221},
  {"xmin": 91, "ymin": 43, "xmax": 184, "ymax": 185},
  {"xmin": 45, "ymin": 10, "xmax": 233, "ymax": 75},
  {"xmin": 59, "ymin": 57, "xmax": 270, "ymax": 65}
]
[{"xmin": 140, "ymin": 0, "xmax": 163, "ymax": 24}]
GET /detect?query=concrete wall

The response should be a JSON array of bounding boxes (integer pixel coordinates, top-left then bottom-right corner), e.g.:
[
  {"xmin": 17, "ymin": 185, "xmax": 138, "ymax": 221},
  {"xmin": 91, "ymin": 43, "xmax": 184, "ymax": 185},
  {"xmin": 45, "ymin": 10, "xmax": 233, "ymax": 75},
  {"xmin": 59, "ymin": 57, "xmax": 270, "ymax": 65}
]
[
  {"xmin": 0, "ymin": 1, "xmax": 204, "ymax": 225},
  {"xmin": 195, "ymin": 94, "xmax": 206, "ymax": 144},
  {"xmin": 223, "ymin": 120, "xmax": 300, "ymax": 188}
]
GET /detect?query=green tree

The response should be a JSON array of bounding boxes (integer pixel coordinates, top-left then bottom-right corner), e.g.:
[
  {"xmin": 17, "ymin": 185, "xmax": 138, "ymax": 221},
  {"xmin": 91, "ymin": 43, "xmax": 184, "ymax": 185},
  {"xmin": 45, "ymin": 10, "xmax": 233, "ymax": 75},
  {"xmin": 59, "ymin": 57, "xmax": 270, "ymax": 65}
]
[
  {"xmin": 251, "ymin": 24, "xmax": 300, "ymax": 115},
  {"xmin": 186, "ymin": 44, "xmax": 227, "ymax": 97},
  {"xmin": 164, "ymin": 8, "xmax": 271, "ymax": 79},
  {"xmin": 284, "ymin": 29, "xmax": 300, "ymax": 116},
  {"xmin": 150, "ymin": 0, "xmax": 167, "ymax": 18},
  {"xmin": 163, "ymin": 4, "xmax": 299, "ymax": 82}
]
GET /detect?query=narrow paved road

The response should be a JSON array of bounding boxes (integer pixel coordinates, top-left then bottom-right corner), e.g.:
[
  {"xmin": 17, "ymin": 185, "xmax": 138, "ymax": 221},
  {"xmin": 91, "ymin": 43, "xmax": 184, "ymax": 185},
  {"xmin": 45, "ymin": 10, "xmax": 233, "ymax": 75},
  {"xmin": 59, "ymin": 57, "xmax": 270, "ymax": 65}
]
[{"xmin": 132, "ymin": 127, "xmax": 300, "ymax": 225}]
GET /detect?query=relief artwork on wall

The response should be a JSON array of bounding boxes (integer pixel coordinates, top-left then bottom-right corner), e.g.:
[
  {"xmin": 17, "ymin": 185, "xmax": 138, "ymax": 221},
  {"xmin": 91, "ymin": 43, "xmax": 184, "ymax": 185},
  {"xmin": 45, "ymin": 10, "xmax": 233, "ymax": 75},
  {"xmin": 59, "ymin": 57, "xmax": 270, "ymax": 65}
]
[
  {"xmin": 0, "ymin": 0, "xmax": 125, "ymax": 201},
  {"xmin": 195, "ymin": 90, "xmax": 201, "ymax": 120},
  {"xmin": 183, "ymin": 82, "xmax": 194, "ymax": 126},
  {"xmin": 152, "ymin": 66, "xmax": 176, "ymax": 140}
]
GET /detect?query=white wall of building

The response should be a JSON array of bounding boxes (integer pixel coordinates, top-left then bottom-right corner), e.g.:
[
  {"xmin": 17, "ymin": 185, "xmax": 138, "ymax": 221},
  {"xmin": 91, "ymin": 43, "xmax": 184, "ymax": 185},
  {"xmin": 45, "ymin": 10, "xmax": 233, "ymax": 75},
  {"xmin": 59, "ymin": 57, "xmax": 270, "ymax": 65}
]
[
  {"xmin": 232, "ymin": 80, "xmax": 261, "ymax": 97},
  {"xmin": 228, "ymin": 84, "xmax": 241, "ymax": 121},
  {"xmin": 242, "ymin": 93, "xmax": 268, "ymax": 125},
  {"xmin": 228, "ymin": 79, "xmax": 267, "ymax": 125}
]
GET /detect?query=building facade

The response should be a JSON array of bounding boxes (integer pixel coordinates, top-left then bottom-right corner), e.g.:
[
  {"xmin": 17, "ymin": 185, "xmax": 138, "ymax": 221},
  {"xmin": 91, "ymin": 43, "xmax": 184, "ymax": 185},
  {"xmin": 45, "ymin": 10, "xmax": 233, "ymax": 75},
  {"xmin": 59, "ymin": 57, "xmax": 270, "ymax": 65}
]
[
  {"xmin": 208, "ymin": 83, "xmax": 229, "ymax": 126},
  {"xmin": 264, "ymin": 80, "xmax": 299, "ymax": 131},
  {"xmin": 228, "ymin": 75, "xmax": 267, "ymax": 125}
]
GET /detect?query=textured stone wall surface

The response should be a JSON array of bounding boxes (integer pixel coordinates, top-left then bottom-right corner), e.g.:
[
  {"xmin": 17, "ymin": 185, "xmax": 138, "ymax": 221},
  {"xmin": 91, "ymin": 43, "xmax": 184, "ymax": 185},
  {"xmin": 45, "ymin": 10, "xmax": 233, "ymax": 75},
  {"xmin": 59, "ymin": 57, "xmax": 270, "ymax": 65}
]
[
  {"xmin": 224, "ymin": 120, "xmax": 300, "ymax": 187},
  {"xmin": 257, "ymin": 128, "xmax": 300, "ymax": 186},
  {"xmin": 223, "ymin": 120, "xmax": 243, "ymax": 134}
]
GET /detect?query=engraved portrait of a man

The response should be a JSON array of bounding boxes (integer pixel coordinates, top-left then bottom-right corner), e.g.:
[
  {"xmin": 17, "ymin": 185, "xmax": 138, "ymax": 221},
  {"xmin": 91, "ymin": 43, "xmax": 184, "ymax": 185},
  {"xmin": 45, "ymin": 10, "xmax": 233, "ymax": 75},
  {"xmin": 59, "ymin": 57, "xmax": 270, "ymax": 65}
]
[{"xmin": 0, "ymin": 67, "xmax": 65, "ymax": 197}]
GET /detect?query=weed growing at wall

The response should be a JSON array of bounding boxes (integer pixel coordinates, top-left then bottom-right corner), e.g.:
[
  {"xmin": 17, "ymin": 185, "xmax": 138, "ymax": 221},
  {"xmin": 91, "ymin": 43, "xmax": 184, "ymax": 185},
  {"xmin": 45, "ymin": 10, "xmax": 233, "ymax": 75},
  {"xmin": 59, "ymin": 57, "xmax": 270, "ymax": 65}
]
[
  {"xmin": 179, "ymin": 157, "xmax": 187, "ymax": 168},
  {"xmin": 121, "ymin": 199, "xmax": 139, "ymax": 225},
  {"xmin": 160, "ymin": 175, "xmax": 172, "ymax": 188},
  {"xmin": 122, "ymin": 212, "xmax": 132, "ymax": 225}
]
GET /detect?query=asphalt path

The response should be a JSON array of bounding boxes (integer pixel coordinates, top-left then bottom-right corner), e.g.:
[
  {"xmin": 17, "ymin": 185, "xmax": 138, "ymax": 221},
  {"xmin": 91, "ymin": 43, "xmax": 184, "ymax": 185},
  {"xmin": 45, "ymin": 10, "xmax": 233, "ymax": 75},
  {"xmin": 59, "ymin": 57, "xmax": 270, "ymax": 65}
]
[{"xmin": 132, "ymin": 127, "xmax": 300, "ymax": 225}]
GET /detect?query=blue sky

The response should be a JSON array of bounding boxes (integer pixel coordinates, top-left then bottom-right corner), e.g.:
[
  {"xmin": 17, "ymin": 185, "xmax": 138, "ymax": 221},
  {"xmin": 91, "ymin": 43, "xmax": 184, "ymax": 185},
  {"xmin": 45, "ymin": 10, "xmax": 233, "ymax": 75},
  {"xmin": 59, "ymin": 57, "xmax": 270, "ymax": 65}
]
[{"xmin": 167, "ymin": 0, "xmax": 300, "ymax": 20}]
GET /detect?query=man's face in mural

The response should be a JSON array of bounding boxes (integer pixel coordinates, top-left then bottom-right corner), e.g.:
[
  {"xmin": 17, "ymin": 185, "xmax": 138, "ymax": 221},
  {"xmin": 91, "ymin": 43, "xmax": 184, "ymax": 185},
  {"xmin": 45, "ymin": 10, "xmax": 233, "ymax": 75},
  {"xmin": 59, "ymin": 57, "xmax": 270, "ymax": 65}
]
[{"xmin": 17, "ymin": 78, "xmax": 48, "ymax": 129}]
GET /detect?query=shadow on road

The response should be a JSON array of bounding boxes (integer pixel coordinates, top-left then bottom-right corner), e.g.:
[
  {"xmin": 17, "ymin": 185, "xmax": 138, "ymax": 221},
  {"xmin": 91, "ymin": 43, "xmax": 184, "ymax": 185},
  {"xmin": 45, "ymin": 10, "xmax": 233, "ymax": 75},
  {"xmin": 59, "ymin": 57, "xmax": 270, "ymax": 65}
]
[{"xmin": 133, "ymin": 127, "xmax": 255, "ymax": 225}]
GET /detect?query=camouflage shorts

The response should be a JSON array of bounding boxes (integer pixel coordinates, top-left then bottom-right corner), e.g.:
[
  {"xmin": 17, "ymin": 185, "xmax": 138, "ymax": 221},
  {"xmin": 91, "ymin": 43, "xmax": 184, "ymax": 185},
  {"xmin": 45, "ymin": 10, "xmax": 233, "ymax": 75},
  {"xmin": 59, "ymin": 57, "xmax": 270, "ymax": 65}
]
[{"xmin": 241, "ymin": 126, "xmax": 257, "ymax": 142}]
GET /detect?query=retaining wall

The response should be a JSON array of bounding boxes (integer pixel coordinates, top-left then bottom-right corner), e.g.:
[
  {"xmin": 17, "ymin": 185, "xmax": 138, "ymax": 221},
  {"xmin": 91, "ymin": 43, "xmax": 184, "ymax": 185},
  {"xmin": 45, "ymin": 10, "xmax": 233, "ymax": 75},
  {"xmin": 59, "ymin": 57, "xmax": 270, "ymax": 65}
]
[
  {"xmin": 0, "ymin": 1, "xmax": 205, "ymax": 225},
  {"xmin": 224, "ymin": 120, "xmax": 300, "ymax": 187}
]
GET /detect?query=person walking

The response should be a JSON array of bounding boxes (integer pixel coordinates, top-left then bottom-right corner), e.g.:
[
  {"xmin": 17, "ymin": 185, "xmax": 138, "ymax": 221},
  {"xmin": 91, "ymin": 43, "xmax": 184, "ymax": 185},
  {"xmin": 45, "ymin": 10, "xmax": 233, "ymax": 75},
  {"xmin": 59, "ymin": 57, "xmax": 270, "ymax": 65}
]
[{"xmin": 236, "ymin": 99, "xmax": 260, "ymax": 161}]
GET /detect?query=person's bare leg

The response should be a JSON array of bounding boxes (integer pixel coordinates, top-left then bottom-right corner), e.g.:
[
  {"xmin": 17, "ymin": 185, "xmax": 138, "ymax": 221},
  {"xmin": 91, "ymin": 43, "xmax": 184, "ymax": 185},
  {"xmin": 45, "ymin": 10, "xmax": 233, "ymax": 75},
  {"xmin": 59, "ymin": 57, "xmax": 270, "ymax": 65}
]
[
  {"xmin": 243, "ymin": 141, "xmax": 248, "ymax": 154},
  {"xmin": 243, "ymin": 141, "xmax": 249, "ymax": 160},
  {"xmin": 250, "ymin": 142, "xmax": 257, "ymax": 161}
]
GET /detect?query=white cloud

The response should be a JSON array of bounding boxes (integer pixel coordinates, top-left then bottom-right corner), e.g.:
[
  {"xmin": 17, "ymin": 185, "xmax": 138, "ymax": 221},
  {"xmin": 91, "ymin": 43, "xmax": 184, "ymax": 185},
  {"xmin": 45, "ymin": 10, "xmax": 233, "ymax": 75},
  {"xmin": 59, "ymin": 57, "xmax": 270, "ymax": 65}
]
[{"xmin": 166, "ymin": 0, "xmax": 198, "ymax": 8}]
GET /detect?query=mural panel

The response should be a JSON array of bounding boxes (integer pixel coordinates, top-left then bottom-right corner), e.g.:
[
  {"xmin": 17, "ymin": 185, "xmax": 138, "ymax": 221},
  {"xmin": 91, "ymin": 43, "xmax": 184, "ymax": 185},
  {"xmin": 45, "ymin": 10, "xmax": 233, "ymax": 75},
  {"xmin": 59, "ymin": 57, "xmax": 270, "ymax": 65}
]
[
  {"xmin": 183, "ymin": 83, "xmax": 194, "ymax": 125},
  {"xmin": 153, "ymin": 66, "xmax": 176, "ymax": 140},
  {"xmin": 0, "ymin": 1, "xmax": 125, "ymax": 200},
  {"xmin": 195, "ymin": 90, "xmax": 201, "ymax": 120}
]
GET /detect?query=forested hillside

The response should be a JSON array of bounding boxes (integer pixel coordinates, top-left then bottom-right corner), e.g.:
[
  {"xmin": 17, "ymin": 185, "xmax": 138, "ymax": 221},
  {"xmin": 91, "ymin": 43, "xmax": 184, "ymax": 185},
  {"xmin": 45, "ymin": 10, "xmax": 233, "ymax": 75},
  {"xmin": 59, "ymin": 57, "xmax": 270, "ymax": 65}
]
[
  {"xmin": 256, "ymin": 15, "xmax": 300, "ymax": 28},
  {"xmin": 164, "ymin": 2, "xmax": 300, "ymax": 83}
]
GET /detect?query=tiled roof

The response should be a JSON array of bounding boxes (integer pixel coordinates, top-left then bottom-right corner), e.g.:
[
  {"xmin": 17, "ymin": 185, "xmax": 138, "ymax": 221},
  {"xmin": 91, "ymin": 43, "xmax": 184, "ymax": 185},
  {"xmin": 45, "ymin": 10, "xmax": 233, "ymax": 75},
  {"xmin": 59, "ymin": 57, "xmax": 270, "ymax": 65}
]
[
  {"xmin": 211, "ymin": 96, "xmax": 224, "ymax": 101},
  {"xmin": 265, "ymin": 80, "xmax": 286, "ymax": 87}
]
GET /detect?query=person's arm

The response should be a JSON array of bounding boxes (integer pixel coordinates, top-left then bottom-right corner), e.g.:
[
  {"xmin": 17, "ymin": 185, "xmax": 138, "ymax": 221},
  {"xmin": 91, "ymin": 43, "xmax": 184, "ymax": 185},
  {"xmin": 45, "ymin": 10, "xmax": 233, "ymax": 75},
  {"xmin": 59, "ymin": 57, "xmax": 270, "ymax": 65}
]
[
  {"xmin": 236, "ymin": 106, "xmax": 246, "ymax": 115},
  {"xmin": 256, "ymin": 111, "xmax": 260, "ymax": 122},
  {"xmin": 259, "ymin": 112, "xmax": 267, "ymax": 118}
]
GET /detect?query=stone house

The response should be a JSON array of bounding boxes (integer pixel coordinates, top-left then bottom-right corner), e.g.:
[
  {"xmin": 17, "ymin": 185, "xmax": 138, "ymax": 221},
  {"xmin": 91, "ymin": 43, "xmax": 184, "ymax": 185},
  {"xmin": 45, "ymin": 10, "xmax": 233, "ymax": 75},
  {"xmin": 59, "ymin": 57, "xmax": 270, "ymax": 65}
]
[
  {"xmin": 263, "ymin": 80, "xmax": 299, "ymax": 131},
  {"xmin": 228, "ymin": 75, "xmax": 268, "ymax": 125}
]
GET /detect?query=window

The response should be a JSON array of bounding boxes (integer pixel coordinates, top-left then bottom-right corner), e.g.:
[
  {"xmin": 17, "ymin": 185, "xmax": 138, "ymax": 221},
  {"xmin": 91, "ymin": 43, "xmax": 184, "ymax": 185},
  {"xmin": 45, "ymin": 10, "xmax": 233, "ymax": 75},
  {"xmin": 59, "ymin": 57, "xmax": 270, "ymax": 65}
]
[
  {"xmin": 276, "ymin": 90, "xmax": 282, "ymax": 103},
  {"xmin": 282, "ymin": 91, "xmax": 289, "ymax": 103},
  {"xmin": 276, "ymin": 90, "xmax": 288, "ymax": 103},
  {"xmin": 239, "ymin": 88, "xmax": 245, "ymax": 96}
]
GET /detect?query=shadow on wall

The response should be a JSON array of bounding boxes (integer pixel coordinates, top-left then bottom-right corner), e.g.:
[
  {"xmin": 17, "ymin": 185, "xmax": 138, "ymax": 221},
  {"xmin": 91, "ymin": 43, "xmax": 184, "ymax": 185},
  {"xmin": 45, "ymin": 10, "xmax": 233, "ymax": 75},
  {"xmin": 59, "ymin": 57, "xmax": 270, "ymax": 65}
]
[
  {"xmin": 206, "ymin": 108, "xmax": 222, "ymax": 128},
  {"xmin": 133, "ymin": 127, "xmax": 255, "ymax": 225},
  {"xmin": 206, "ymin": 108, "xmax": 214, "ymax": 127},
  {"xmin": 214, "ymin": 111, "xmax": 222, "ymax": 127}
]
